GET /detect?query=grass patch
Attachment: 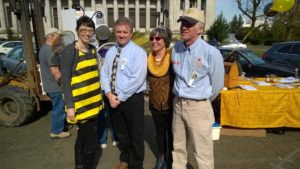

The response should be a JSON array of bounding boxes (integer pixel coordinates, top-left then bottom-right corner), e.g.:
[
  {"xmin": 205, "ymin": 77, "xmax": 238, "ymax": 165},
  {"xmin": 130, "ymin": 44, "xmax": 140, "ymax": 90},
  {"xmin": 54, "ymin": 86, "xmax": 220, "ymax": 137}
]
[
  {"xmin": 132, "ymin": 32, "xmax": 150, "ymax": 53},
  {"xmin": 247, "ymin": 45, "xmax": 271, "ymax": 56}
]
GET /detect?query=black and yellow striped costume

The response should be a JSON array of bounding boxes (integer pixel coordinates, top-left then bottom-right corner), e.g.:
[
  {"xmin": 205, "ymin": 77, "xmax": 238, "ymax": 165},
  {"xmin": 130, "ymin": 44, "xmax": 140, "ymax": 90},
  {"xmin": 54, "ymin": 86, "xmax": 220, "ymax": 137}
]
[{"xmin": 68, "ymin": 49, "xmax": 103, "ymax": 124}]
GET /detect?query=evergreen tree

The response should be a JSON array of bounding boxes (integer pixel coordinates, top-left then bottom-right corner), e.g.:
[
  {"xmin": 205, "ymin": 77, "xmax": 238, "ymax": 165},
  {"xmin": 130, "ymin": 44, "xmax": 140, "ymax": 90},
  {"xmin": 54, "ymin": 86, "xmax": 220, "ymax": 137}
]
[
  {"xmin": 206, "ymin": 13, "xmax": 229, "ymax": 42},
  {"xmin": 229, "ymin": 15, "xmax": 239, "ymax": 33},
  {"xmin": 238, "ymin": 15, "xmax": 244, "ymax": 28}
]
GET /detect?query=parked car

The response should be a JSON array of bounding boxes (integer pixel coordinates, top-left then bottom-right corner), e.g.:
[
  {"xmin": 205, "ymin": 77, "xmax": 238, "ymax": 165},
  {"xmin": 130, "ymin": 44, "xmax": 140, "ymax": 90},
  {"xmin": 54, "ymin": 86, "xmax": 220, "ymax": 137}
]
[
  {"xmin": 0, "ymin": 41, "xmax": 23, "ymax": 57},
  {"xmin": 207, "ymin": 39, "xmax": 220, "ymax": 47},
  {"xmin": 219, "ymin": 47, "xmax": 295, "ymax": 77},
  {"xmin": 262, "ymin": 41, "xmax": 300, "ymax": 69},
  {"xmin": 221, "ymin": 34, "xmax": 247, "ymax": 48},
  {"xmin": 0, "ymin": 45, "xmax": 26, "ymax": 76}
]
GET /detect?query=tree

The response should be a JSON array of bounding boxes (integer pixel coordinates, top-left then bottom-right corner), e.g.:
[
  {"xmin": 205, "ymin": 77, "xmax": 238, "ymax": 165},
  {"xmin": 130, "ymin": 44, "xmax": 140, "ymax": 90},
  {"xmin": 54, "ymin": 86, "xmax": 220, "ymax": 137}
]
[
  {"xmin": 206, "ymin": 13, "xmax": 229, "ymax": 42},
  {"xmin": 229, "ymin": 14, "xmax": 244, "ymax": 36},
  {"xmin": 6, "ymin": 28, "xmax": 19, "ymax": 40},
  {"xmin": 229, "ymin": 15, "xmax": 239, "ymax": 33},
  {"xmin": 236, "ymin": 0, "xmax": 265, "ymax": 29},
  {"xmin": 238, "ymin": 15, "xmax": 244, "ymax": 28},
  {"xmin": 274, "ymin": 1, "xmax": 300, "ymax": 40}
]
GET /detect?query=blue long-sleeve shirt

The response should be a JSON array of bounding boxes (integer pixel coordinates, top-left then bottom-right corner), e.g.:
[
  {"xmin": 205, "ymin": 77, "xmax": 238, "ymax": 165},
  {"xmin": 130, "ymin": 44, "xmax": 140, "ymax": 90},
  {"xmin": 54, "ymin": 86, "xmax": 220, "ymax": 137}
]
[
  {"xmin": 172, "ymin": 37, "xmax": 224, "ymax": 101},
  {"xmin": 101, "ymin": 40, "xmax": 147, "ymax": 102}
]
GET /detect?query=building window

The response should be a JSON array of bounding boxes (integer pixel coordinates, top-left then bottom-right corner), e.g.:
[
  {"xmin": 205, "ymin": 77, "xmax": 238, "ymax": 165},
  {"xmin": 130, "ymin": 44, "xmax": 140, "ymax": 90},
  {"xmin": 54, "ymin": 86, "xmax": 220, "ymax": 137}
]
[
  {"xmin": 53, "ymin": 7, "xmax": 58, "ymax": 28},
  {"xmin": 129, "ymin": 8, "xmax": 135, "ymax": 26},
  {"xmin": 150, "ymin": 9, "xmax": 156, "ymax": 28},
  {"xmin": 107, "ymin": 8, "xmax": 114, "ymax": 27},
  {"xmin": 73, "ymin": 0, "xmax": 80, "ymax": 5},
  {"xmin": 140, "ymin": 8, "xmax": 146, "ymax": 28},
  {"xmin": 180, "ymin": 0, "xmax": 185, "ymax": 10},
  {"xmin": 201, "ymin": 0, "xmax": 206, "ymax": 10},
  {"xmin": 129, "ymin": 0, "xmax": 135, "ymax": 4},
  {"xmin": 119, "ymin": 8, "xmax": 124, "ymax": 18},
  {"xmin": 190, "ymin": 0, "xmax": 196, "ymax": 8},
  {"xmin": 95, "ymin": 0, "xmax": 101, "ymax": 4},
  {"xmin": 84, "ymin": 0, "xmax": 91, "ymax": 7},
  {"xmin": 5, "ymin": 6, "xmax": 12, "ymax": 27},
  {"xmin": 150, "ymin": 0, "xmax": 156, "ymax": 5}
]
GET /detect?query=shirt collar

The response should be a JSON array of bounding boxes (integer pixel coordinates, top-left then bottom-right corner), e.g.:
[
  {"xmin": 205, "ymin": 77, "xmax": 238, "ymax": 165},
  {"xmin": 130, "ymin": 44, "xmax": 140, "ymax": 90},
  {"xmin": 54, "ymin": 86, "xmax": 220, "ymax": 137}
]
[
  {"xmin": 116, "ymin": 40, "xmax": 132, "ymax": 49},
  {"xmin": 182, "ymin": 36, "xmax": 202, "ymax": 52}
]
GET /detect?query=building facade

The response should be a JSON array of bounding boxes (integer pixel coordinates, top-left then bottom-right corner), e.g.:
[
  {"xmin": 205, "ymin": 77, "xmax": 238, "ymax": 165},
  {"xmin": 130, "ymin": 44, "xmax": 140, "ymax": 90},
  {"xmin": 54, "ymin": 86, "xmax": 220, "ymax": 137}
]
[{"xmin": 0, "ymin": 0, "xmax": 216, "ymax": 35}]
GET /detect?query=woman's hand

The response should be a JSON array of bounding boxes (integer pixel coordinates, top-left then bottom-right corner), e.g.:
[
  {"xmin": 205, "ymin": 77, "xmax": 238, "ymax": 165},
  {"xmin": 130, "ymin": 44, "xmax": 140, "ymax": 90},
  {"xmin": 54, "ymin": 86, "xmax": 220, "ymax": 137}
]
[{"xmin": 67, "ymin": 108, "xmax": 75, "ymax": 122}]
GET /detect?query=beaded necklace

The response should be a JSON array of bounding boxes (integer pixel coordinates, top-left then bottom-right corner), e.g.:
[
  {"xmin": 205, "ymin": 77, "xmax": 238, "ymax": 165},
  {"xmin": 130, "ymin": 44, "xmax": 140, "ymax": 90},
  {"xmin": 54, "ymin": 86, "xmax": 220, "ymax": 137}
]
[{"xmin": 148, "ymin": 48, "xmax": 171, "ymax": 77}]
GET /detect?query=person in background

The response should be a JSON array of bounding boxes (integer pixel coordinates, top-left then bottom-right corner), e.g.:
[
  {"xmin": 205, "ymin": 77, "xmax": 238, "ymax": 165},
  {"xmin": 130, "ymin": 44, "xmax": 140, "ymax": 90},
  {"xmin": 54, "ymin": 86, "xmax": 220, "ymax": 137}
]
[
  {"xmin": 171, "ymin": 8, "xmax": 224, "ymax": 169},
  {"xmin": 60, "ymin": 16, "xmax": 103, "ymax": 169},
  {"xmin": 101, "ymin": 17, "xmax": 147, "ymax": 169},
  {"xmin": 95, "ymin": 25, "xmax": 119, "ymax": 149},
  {"xmin": 39, "ymin": 27, "xmax": 70, "ymax": 139},
  {"xmin": 147, "ymin": 26, "xmax": 174, "ymax": 169}
]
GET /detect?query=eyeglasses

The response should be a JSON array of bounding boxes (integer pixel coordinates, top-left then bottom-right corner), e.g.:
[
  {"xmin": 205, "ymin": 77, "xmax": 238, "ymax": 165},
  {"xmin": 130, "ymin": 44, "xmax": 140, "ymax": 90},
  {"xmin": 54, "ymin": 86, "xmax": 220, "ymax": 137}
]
[
  {"xmin": 150, "ymin": 37, "xmax": 162, "ymax": 41},
  {"xmin": 79, "ymin": 29, "xmax": 95, "ymax": 34}
]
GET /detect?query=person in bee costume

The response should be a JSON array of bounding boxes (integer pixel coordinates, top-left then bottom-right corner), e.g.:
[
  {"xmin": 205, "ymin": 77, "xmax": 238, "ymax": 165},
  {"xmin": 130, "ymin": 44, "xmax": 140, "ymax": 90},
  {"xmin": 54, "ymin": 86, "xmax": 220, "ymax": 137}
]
[{"xmin": 60, "ymin": 15, "xmax": 103, "ymax": 169}]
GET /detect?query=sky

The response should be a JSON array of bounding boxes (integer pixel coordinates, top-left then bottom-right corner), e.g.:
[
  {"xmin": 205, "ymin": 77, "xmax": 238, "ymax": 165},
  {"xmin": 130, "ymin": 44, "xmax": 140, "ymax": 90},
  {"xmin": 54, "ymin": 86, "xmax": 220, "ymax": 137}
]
[
  {"xmin": 216, "ymin": 0, "xmax": 241, "ymax": 22},
  {"xmin": 216, "ymin": 0, "xmax": 272, "ymax": 22}
]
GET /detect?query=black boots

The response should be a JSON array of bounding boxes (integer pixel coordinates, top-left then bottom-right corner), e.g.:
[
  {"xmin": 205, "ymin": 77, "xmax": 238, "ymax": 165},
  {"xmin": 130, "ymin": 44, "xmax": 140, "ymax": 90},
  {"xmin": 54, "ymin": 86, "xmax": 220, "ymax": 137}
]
[
  {"xmin": 75, "ymin": 142, "xmax": 96, "ymax": 169},
  {"xmin": 75, "ymin": 141, "xmax": 84, "ymax": 169},
  {"xmin": 83, "ymin": 152, "xmax": 96, "ymax": 169},
  {"xmin": 75, "ymin": 151, "xmax": 96, "ymax": 169}
]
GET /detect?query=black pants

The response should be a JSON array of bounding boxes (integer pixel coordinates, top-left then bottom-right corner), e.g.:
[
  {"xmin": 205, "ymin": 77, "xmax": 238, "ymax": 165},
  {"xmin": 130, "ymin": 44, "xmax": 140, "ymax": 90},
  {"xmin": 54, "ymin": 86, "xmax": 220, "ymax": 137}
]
[
  {"xmin": 150, "ymin": 104, "xmax": 173, "ymax": 167},
  {"xmin": 110, "ymin": 93, "xmax": 145, "ymax": 169},
  {"xmin": 76, "ymin": 119, "xmax": 98, "ymax": 153}
]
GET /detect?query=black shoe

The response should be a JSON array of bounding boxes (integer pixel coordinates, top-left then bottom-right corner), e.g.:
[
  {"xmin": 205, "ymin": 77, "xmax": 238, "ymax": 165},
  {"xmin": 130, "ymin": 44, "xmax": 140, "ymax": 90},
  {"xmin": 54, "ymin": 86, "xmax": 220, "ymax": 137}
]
[
  {"xmin": 64, "ymin": 124, "xmax": 73, "ymax": 131},
  {"xmin": 75, "ymin": 141, "xmax": 84, "ymax": 169},
  {"xmin": 83, "ymin": 152, "xmax": 96, "ymax": 169}
]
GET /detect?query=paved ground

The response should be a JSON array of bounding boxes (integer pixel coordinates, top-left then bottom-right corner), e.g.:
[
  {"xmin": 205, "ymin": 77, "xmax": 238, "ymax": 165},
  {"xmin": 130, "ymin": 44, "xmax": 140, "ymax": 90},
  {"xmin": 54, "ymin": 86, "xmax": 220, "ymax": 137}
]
[{"xmin": 0, "ymin": 99, "xmax": 299, "ymax": 169}]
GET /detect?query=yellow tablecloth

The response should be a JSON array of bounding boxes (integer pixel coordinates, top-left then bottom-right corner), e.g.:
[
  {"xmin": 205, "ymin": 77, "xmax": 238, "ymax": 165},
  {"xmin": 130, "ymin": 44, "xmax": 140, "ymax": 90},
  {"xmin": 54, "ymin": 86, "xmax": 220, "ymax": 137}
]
[{"xmin": 221, "ymin": 79, "xmax": 300, "ymax": 128}]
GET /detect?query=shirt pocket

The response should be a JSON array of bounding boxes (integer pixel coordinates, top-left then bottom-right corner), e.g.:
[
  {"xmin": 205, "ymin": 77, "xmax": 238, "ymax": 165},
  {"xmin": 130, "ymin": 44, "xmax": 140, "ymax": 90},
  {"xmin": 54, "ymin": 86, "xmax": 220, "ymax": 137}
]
[{"xmin": 192, "ymin": 57, "xmax": 209, "ymax": 79}]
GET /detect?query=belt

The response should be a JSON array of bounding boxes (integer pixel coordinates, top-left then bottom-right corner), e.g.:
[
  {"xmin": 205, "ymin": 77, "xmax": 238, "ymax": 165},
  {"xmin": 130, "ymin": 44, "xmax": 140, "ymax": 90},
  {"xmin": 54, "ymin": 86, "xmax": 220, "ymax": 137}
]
[{"xmin": 177, "ymin": 97, "xmax": 207, "ymax": 102}]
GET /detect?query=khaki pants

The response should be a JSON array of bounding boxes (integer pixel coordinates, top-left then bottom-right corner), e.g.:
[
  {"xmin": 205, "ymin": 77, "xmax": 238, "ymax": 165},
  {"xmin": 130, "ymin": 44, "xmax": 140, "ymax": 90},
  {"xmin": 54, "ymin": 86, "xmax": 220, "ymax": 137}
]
[{"xmin": 172, "ymin": 97, "xmax": 214, "ymax": 169}]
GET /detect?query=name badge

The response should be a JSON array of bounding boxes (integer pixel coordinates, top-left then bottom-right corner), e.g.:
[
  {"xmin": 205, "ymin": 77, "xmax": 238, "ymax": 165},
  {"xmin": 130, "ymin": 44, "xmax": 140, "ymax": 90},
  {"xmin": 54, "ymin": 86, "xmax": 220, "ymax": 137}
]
[
  {"xmin": 188, "ymin": 72, "xmax": 197, "ymax": 87},
  {"xmin": 121, "ymin": 59, "xmax": 127, "ymax": 70}
]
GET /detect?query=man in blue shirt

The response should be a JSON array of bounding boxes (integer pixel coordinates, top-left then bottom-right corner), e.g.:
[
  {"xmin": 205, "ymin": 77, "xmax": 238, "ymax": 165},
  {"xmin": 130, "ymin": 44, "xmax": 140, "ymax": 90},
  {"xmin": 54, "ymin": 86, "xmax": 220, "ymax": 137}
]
[
  {"xmin": 171, "ymin": 8, "xmax": 224, "ymax": 169},
  {"xmin": 101, "ymin": 17, "xmax": 147, "ymax": 169}
]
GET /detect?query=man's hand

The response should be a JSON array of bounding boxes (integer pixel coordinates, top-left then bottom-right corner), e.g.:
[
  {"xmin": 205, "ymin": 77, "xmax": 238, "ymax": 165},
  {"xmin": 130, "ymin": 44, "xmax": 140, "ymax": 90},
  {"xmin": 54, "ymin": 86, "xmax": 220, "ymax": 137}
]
[
  {"xmin": 67, "ymin": 108, "xmax": 75, "ymax": 122},
  {"xmin": 106, "ymin": 92, "xmax": 121, "ymax": 108},
  {"xmin": 50, "ymin": 66, "xmax": 61, "ymax": 82}
]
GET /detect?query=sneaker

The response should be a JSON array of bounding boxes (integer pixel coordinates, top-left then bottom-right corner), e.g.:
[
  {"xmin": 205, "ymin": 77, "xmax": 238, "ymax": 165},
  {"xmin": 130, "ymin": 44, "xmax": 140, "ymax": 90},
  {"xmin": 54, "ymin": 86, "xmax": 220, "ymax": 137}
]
[
  {"xmin": 101, "ymin": 143, "xmax": 107, "ymax": 149},
  {"xmin": 112, "ymin": 141, "xmax": 119, "ymax": 146},
  {"xmin": 50, "ymin": 132, "xmax": 71, "ymax": 139}
]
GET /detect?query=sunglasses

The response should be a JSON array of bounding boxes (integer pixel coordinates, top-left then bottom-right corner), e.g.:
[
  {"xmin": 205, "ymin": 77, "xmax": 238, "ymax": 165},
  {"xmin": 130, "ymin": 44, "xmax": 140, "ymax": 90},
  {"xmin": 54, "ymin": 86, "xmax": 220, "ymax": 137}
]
[{"xmin": 150, "ymin": 37, "xmax": 162, "ymax": 41}]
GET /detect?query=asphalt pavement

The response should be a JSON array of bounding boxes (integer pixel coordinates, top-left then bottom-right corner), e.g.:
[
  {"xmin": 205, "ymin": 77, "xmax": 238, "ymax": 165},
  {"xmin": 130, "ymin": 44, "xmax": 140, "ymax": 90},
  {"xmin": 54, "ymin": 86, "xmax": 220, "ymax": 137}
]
[{"xmin": 0, "ymin": 99, "xmax": 299, "ymax": 169}]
